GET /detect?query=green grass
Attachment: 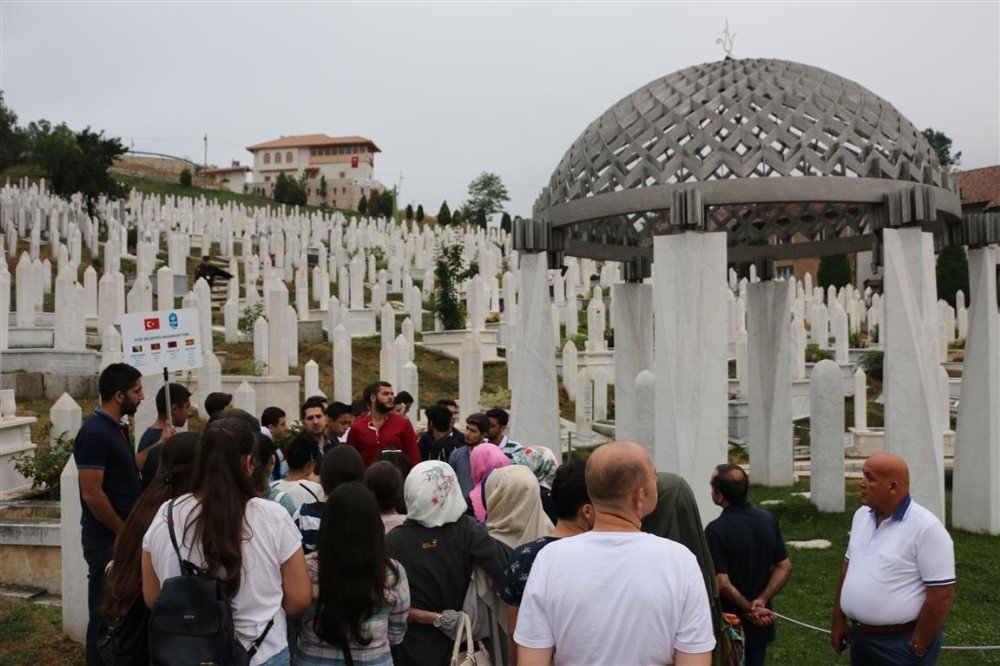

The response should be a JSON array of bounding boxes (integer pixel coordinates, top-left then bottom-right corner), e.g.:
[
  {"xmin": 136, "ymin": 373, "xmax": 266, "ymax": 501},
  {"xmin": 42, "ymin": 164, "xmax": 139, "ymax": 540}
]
[
  {"xmin": 0, "ymin": 598, "xmax": 84, "ymax": 665},
  {"xmin": 754, "ymin": 480, "xmax": 1000, "ymax": 664}
]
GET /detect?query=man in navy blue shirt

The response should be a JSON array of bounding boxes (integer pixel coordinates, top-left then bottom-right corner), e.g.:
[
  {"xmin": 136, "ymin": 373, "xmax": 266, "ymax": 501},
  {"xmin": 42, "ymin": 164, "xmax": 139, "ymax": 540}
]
[
  {"xmin": 73, "ymin": 362, "xmax": 144, "ymax": 665},
  {"xmin": 705, "ymin": 463, "xmax": 793, "ymax": 666}
]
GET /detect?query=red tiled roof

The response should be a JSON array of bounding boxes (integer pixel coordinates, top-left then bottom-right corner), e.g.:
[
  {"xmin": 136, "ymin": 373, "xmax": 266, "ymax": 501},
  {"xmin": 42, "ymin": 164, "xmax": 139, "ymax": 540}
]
[
  {"xmin": 246, "ymin": 134, "xmax": 381, "ymax": 153},
  {"xmin": 954, "ymin": 165, "xmax": 1000, "ymax": 211}
]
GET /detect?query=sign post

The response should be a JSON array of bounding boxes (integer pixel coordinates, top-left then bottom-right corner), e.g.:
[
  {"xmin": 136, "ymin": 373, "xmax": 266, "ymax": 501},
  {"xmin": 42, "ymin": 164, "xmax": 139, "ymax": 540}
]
[{"xmin": 120, "ymin": 309, "xmax": 204, "ymax": 426}]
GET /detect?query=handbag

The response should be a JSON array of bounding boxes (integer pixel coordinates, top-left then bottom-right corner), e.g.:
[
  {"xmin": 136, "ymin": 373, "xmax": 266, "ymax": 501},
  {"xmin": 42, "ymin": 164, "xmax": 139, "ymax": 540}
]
[
  {"xmin": 97, "ymin": 594, "xmax": 150, "ymax": 666},
  {"xmin": 712, "ymin": 612, "xmax": 745, "ymax": 666},
  {"xmin": 450, "ymin": 612, "xmax": 492, "ymax": 666}
]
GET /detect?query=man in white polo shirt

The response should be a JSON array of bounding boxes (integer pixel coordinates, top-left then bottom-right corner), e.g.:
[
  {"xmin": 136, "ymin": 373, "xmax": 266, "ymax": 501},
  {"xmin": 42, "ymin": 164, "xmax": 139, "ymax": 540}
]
[
  {"xmin": 830, "ymin": 453, "xmax": 955, "ymax": 664},
  {"xmin": 515, "ymin": 441, "xmax": 715, "ymax": 665}
]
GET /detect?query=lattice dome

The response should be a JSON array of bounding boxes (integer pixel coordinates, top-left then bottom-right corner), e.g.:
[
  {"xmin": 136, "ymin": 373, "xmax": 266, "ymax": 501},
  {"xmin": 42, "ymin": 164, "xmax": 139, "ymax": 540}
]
[{"xmin": 535, "ymin": 58, "xmax": 955, "ymax": 218}]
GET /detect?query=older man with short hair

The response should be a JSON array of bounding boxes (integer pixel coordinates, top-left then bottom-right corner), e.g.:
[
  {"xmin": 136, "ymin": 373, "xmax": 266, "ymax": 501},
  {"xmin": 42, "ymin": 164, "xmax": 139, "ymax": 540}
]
[
  {"xmin": 515, "ymin": 441, "xmax": 715, "ymax": 665},
  {"xmin": 830, "ymin": 453, "xmax": 956, "ymax": 664}
]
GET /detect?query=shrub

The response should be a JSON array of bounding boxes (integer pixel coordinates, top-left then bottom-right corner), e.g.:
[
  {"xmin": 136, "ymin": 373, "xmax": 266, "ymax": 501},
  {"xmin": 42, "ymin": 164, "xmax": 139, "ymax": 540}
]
[
  {"xmin": 358, "ymin": 193, "xmax": 368, "ymax": 214},
  {"xmin": 179, "ymin": 168, "xmax": 192, "ymax": 187},
  {"xmin": 13, "ymin": 432, "xmax": 74, "ymax": 491},
  {"xmin": 239, "ymin": 301, "xmax": 265, "ymax": 341},
  {"xmin": 805, "ymin": 343, "xmax": 835, "ymax": 363},
  {"xmin": 817, "ymin": 254, "xmax": 852, "ymax": 291},
  {"xmin": 416, "ymin": 204, "xmax": 425, "ymax": 222},
  {"xmin": 860, "ymin": 350, "xmax": 884, "ymax": 380},
  {"xmin": 848, "ymin": 331, "xmax": 867, "ymax": 349},
  {"xmin": 936, "ymin": 245, "xmax": 969, "ymax": 309}
]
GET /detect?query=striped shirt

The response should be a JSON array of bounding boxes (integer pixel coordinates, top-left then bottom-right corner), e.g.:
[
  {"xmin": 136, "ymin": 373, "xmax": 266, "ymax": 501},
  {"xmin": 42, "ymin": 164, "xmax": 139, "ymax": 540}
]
[
  {"xmin": 295, "ymin": 554, "xmax": 410, "ymax": 665},
  {"xmin": 292, "ymin": 502, "xmax": 324, "ymax": 554}
]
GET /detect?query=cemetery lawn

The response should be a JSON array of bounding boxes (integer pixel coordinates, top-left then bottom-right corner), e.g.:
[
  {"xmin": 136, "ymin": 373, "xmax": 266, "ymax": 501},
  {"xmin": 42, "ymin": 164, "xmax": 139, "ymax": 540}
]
[
  {"xmin": 756, "ymin": 480, "xmax": 1000, "ymax": 665},
  {"xmin": 0, "ymin": 597, "xmax": 84, "ymax": 665}
]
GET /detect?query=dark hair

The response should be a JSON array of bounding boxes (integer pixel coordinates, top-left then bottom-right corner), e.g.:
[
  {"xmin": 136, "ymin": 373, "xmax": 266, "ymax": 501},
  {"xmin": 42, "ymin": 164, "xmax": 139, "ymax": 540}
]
[
  {"xmin": 202, "ymin": 255, "xmax": 211, "ymax": 262},
  {"xmin": 286, "ymin": 432, "xmax": 318, "ymax": 472},
  {"xmin": 186, "ymin": 417, "xmax": 259, "ymax": 598},
  {"xmin": 350, "ymin": 397, "xmax": 368, "ymax": 418},
  {"xmin": 313, "ymin": 483, "xmax": 398, "ymax": 647},
  {"xmin": 393, "ymin": 391, "xmax": 413, "ymax": 406},
  {"xmin": 155, "ymin": 383, "xmax": 192, "ymax": 418},
  {"xmin": 362, "ymin": 381, "xmax": 392, "ymax": 406},
  {"xmin": 484, "ymin": 407, "xmax": 508, "ymax": 427},
  {"xmin": 364, "ymin": 461, "xmax": 404, "ymax": 512},
  {"xmin": 212, "ymin": 407, "xmax": 261, "ymax": 432},
  {"xmin": 326, "ymin": 401, "xmax": 352, "ymax": 420},
  {"xmin": 261, "ymin": 406, "xmax": 286, "ymax": 428},
  {"xmin": 712, "ymin": 463, "xmax": 749, "ymax": 505},
  {"xmin": 204, "ymin": 392, "xmax": 233, "ymax": 418},
  {"xmin": 376, "ymin": 450, "xmax": 413, "ymax": 485},
  {"xmin": 98, "ymin": 363, "xmax": 142, "ymax": 402},
  {"xmin": 551, "ymin": 461, "xmax": 591, "ymax": 521},
  {"xmin": 100, "ymin": 431, "xmax": 200, "ymax": 619},
  {"xmin": 301, "ymin": 395, "xmax": 327, "ymax": 420},
  {"xmin": 436, "ymin": 398, "xmax": 458, "ymax": 410},
  {"xmin": 424, "ymin": 404, "xmax": 452, "ymax": 432},
  {"xmin": 465, "ymin": 412, "xmax": 490, "ymax": 434},
  {"xmin": 252, "ymin": 433, "xmax": 278, "ymax": 494},
  {"xmin": 319, "ymin": 445, "xmax": 365, "ymax": 495}
]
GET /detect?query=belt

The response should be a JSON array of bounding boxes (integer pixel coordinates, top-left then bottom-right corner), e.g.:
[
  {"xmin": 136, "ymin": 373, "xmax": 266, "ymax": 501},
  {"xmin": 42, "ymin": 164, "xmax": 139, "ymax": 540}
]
[{"xmin": 851, "ymin": 620, "xmax": 917, "ymax": 635}]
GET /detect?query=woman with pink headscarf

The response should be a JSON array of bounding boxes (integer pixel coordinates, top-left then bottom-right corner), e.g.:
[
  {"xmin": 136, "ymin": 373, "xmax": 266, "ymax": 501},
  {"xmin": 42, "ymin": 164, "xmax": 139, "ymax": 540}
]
[{"xmin": 469, "ymin": 443, "xmax": 510, "ymax": 522}]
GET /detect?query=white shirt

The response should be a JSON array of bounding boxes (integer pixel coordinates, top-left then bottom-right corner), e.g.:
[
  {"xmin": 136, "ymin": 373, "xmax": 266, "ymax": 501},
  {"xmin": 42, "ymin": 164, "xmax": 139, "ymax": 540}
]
[
  {"xmin": 143, "ymin": 494, "xmax": 303, "ymax": 665},
  {"xmin": 840, "ymin": 496, "xmax": 955, "ymax": 626},
  {"xmin": 514, "ymin": 531, "xmax": 716, "ymax": 665},
  {"xmin": 270, "ymin": 479, "xmax": 325, "ymax": 510}
]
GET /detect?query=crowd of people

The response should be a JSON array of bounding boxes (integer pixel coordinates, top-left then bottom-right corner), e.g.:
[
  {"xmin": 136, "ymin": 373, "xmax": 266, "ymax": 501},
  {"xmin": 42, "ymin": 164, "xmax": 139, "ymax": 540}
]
[{"xmin": 75, "ymin": 362, "xmax": 956, "ymax": 665}]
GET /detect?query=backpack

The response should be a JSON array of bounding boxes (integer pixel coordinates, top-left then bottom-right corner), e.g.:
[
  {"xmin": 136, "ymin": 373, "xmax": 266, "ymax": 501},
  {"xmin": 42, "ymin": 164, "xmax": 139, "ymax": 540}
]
[
  {"xmin": 97, "ymin": 594, "xmax": 149, "ymax": 665},
  {"xmin": 147, "ymin": 499, "xmax": 273, "ymax": 666}
]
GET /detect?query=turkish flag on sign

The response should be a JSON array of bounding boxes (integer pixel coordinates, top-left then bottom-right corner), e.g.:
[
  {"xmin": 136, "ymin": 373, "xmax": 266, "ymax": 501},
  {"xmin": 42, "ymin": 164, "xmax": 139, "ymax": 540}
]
[
  {"xmin": 351, "ymin": 156, "xmax": 359, "ymax": 168},
  {"xmin": 144, "ymin": 318, "xmax": 160, "ymax": 331}
]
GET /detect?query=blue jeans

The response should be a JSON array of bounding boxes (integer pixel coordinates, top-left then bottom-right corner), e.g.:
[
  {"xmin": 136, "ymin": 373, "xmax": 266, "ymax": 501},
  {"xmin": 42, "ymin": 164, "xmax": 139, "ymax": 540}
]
[
  {"xmin": 850, "ymin": 628, "xmax": 943, "ymax": 665},
  {"xmin": 82, "ymin": 536, "xmax": 114, "ymax": 666},
  {"xmin": 260, "ymin": 647, "xmax": 291, "ymax": 666}
]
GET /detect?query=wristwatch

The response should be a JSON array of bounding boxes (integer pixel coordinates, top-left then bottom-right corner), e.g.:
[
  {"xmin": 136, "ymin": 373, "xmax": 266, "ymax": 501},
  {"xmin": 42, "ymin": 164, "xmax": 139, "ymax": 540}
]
[{"xmin": 908, "ymin": 640, "xmax": 928, "ymax": 657}]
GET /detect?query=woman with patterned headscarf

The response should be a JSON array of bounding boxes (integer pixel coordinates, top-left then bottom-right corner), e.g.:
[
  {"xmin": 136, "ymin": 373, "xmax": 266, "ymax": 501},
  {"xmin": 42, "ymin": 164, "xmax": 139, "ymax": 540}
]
[
  {"xmin": 511, "ymin": 446, "xmax": 560, "ymax": 524},
  {"xmin": 386, "ymin": 461, "xmax": 510, "ymax": 666}
]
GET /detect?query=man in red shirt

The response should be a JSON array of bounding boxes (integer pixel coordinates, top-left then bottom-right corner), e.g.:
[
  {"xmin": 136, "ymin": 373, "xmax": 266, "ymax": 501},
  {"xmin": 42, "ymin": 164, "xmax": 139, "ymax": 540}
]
[{"xmin": 347, "ymin": 381, "xmax": 420, "ymax": 466}]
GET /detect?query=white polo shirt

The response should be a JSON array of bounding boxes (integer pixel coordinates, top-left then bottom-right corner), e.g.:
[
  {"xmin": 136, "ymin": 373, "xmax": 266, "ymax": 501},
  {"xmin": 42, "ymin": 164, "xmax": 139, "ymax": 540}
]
[{"xmin": 840, "ymin": 496, "xmax": 955, "ymax": 626}]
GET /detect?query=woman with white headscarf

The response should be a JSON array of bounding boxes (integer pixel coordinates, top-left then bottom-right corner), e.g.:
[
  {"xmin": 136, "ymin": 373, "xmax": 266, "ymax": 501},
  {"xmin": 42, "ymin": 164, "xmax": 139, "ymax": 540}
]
[{"xmin": 386, "ymin": 461, "xmax": 510, "ymax": 666}]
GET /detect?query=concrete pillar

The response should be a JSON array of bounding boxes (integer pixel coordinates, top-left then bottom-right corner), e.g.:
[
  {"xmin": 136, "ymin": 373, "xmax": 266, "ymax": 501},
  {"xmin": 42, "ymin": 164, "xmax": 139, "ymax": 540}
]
[
  {"xmin": 953, "ymin": 246, "xmax": 1000, "ymax": 533},
  {"xmin": 883, "ymin": 228, "xmax": 944, "ymax": 519},
  {"xmin": 747, "ymin": 279, "xmax": 795, "ymax": 486},
  {"xmin": 611, "ymin": 283, "xmax": 652, "ymax": 441},
  {"xmin": 810, "ymin": 359, "xmax": 845, "ymax": 512},
  {"xmin": 653, "ymin": 232, "xmax": 727, "ymax": 524}
]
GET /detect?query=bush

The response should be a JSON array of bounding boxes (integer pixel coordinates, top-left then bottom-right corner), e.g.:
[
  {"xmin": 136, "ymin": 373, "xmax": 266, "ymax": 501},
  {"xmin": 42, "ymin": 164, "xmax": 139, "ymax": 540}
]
[
  {"xmin": 567, "ymin": 333, "xmax": 588, "ymax": 350},
  {"xmin": 848, "ymin": 331, "xmax": 867, "ymax": 348},
  {"xmin": 416, "ymin": 205, "xmax": 425, "ymax": 222},
  {"xmin": 240, "ymin": 301, "xmax": 265, "ymax": 341},
  {"xmin": 805, "ymin": 343, "xmax": 835, "ymax": 363},
  {"xmin": 860, "ymin": 350, "xmax": 884, "ymax": 380},
  {"xmin": 437, "ymin": 201, "xmax": 451, "ymax": 226},
  {"xmin": 13, "ymin": 432, "xmax": 73, "ymax": 491},
  {"xmin": 179, "ymin": 168, "xmax": 192, "ymax": 187},
  {"xmin": 936, "ymin": 245, "xmax": 969, "ymax": 309},
  {"xmin": 358, "ymin": 193, "xmax": 368, "ymax": 214},
  {"xmin": 817, "ymin": 254, "xmax": 852, "ymax": 291}
]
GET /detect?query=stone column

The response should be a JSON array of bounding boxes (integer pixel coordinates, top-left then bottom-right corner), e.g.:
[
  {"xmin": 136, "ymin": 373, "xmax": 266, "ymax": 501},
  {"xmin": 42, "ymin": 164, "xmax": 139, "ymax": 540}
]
[
  {"xmin": 653, "ymin": 232, "xmax": 727, "ymax": 524},
  {"xmin": 810, "ymin": 359, "xmax": 845, "ymax": 512},
  {"xmin": 561, "ymin": 340, "xmax": 578, "ymax": 400},
  {"xmin": 953, "ymin": 245, "xmax": 1000, "ymax": 534},
  {"xmin": 634, "ymin": 370, "xmax": 657, "ymax": 457},
  {"xmin": 233, "ymin": 381, "xmax": 256, "ymax": 414},
  {"xmin": 458, "ymin": 333, "xmax": 482, "ymax": 418},
  {"xmin": 266, "ymin": 284, "xmax": 289, "ymax": 377},
  {"xmin": 883, "ymin": 228, "xmax": 944, "ymax": 519},
  {"xmin": 156, "ymin": 266, "xmax": 174, "ymax": 312},
  {"xmin": 304, "ymin": 359, "xmax": 321, "ymax": 399},
  {"xmin": 198, "ymin": 351, "xmax": 222, "ymax": 408},
  {"xmin": 333, "ymin": 325, "xmax": 352, "ymax": 404},
  {"xmin": 508, "ymin": 253, "xmax": 559, "ymax": 448},
  {"xmin": 611, "ymin": 283, "xmax": 652, "ymax": 441},
  {"xmin": 747, "ymin": 279, "xmax": 795, "ymax": 486}
]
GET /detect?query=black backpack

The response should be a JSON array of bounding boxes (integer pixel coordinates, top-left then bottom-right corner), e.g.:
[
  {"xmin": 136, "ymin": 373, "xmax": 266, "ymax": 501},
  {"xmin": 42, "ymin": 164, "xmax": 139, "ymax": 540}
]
[{"xmin": 147, "ymin": 499, "xmax": 273, "ymax": 666}]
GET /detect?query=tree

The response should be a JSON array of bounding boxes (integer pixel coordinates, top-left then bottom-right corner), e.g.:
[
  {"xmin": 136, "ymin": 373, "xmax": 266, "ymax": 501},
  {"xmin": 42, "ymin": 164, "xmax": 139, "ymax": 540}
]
[
  {"xmin": 179, "ymin": 168, "xmax": 192, "ymax": 187},
  {"xmin": 434, "ymin": 243, "xmax": 477, "ymax": 330},
  {"xmin": 319, "ymin": 174, "xmax": 327, "ymax": 202},
  {"xmin": 452, "ymin": 207, "xmax": 463, "ymax": 224},
  {"xmin": 0, "ymin": 91, "xmax": 27, "ymax": 174},
  {"xmin": 817, "ymin": 254, "xmax": 853, "ymax": 291},
  {"xmin": 358, "ymin": 193, "xmax": 368, "ymax": 214},
  {"xmin": 936, "ymin": 245, "xmax": 969, "ymax": 309},
  {"xmin": 437, "ymin": 201, "xmax": 451, "ymax": 226},
  {"xmin": 465, "ymin": 171, "xmax": 510, "ymax": 223},
  {"xmin": 378, "ymin": 189, "xmax": 395, "ymax": 218},
  {"xmin": 922, "ymin": 128, "xmax": 962, "ymax": 169},
  {"xmin": 405, "ymin": 203, "xmax": 413, "ymax": 220},
  {"xmin": 272, "ymin": 172, "xmax": 306, "ymax": 206},
  {"xmin": 26, "ymin": 120, "xmax": 125, "ymax": 215},
  {"xmin": 500, "ymin": 212, "xmax": 512, "ymax": 233},
  {"xmin": 474, "ymin": 209, "xmax": 487, "ymax": 229},
  {"xmin": 416, "ymin": 204, "xmax": 425, "ymax": 222}
]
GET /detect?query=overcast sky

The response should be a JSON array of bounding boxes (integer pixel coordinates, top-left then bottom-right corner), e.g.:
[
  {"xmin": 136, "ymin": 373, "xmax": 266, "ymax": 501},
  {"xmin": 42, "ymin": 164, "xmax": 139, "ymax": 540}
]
[{"xmin": 3, "ymin": 1, "xmax": 998, "ymax": 217}]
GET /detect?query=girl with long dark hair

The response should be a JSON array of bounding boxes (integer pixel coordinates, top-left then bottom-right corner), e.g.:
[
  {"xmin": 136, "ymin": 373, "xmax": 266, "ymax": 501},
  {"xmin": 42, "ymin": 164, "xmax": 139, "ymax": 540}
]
[
  {"xmin": 141, "ymin": 417, "xmax": 311, "ymax": 665},
  {"xmin": 98, "ymin": 432, "xmax": 200, "ymax": 663},
  {"xmin": 296, "ymin": 482, "xmax": 410, "ymax": 665}
]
